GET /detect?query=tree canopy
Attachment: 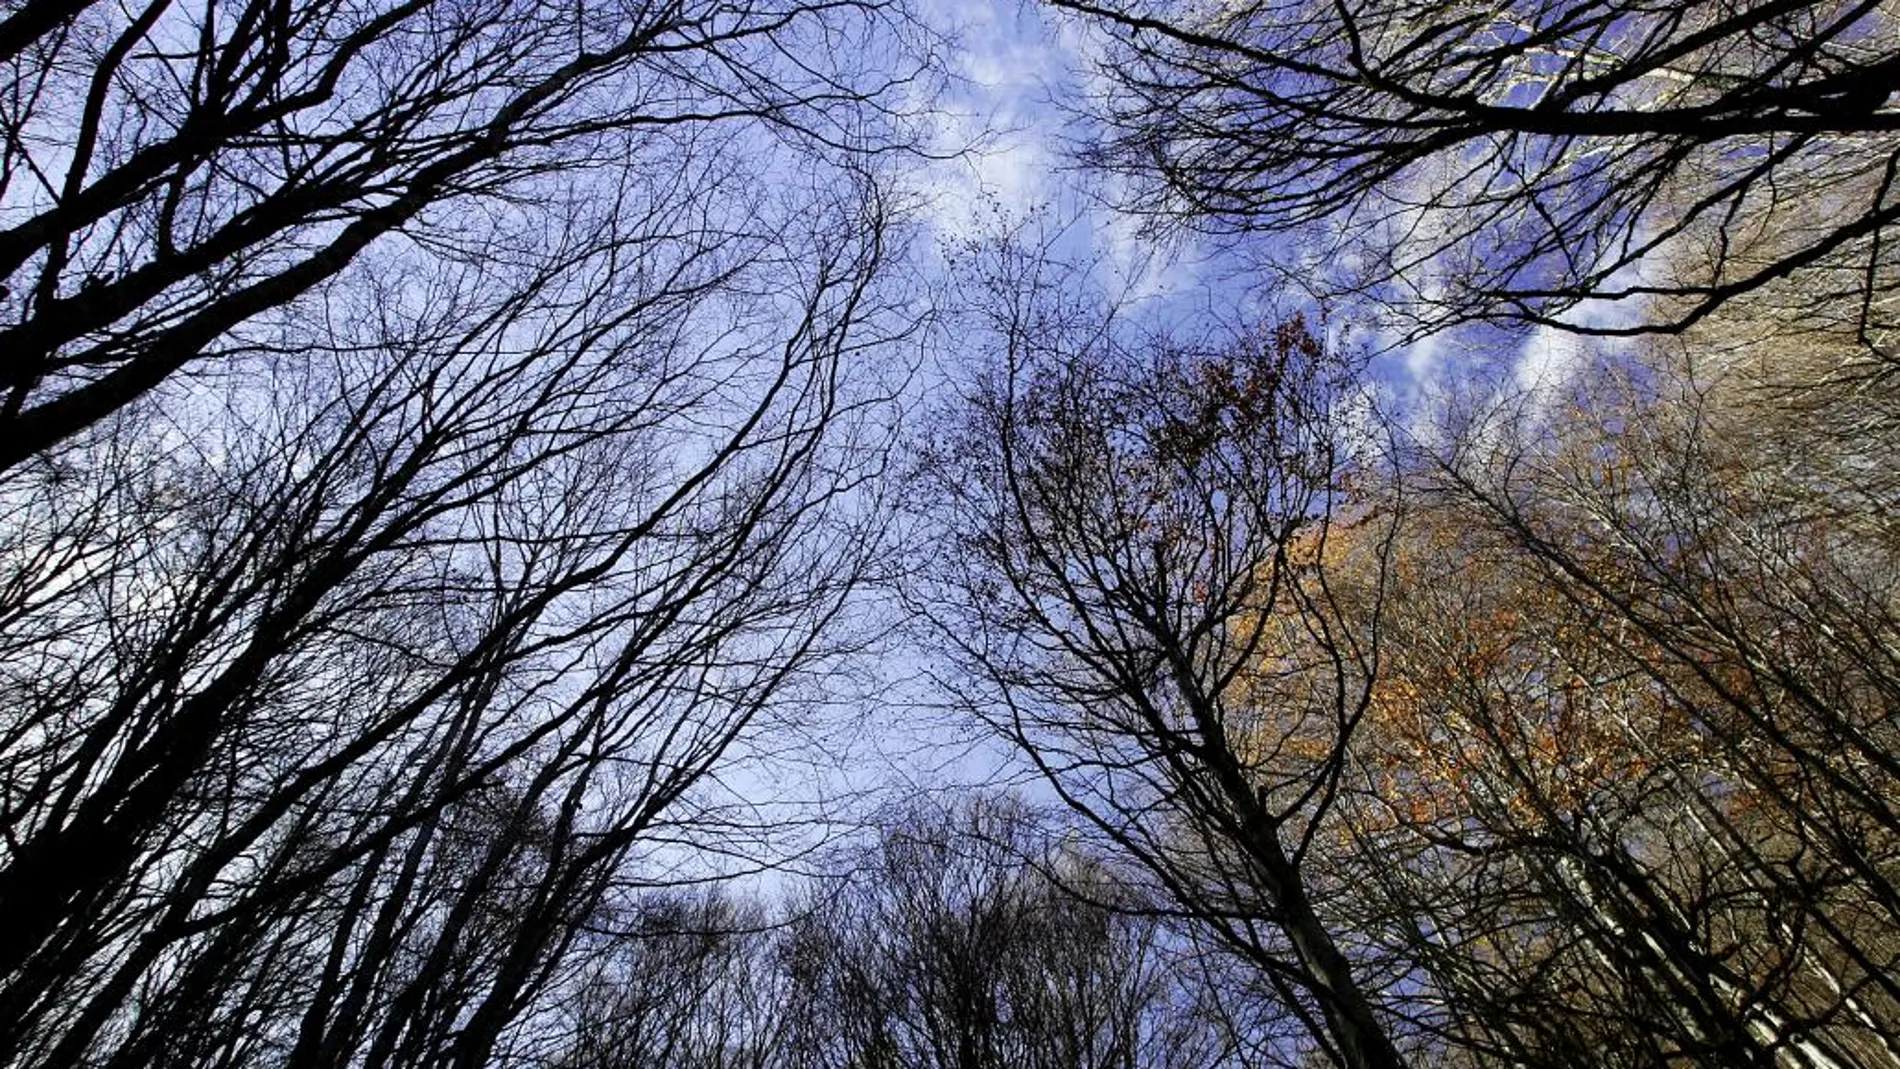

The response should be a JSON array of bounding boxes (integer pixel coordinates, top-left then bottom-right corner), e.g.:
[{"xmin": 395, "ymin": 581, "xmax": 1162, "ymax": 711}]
[{"xmin": 4, "ymin": 0, "xmax": 1900, "ymax": 1066}]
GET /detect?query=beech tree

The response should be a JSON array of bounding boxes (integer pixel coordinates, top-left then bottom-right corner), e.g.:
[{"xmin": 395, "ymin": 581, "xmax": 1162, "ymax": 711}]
[
  {"xmin": 914, "ymin": 244, "xmax": 1407, "ymax": 1069},
  {"xmin": 1331, "ymin": 344, "xmax": 1900, "ymax": 1068}
]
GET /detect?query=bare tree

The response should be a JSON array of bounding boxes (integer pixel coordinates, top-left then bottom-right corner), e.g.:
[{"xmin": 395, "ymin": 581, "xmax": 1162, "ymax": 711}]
[
  {"xmin": 778, "ymin": 793, "xmax": 1218, "ymax": 1069},
  {"xmin": 912, "ymin": 241, "xmax": 1407, "ymax": 1069},
  {"xmin": 0, "ymin": 0, "xmax": 927, "ymax": 469},
  {"xmin": 1055, "ymin": 0, "xmax": 1900, "ymax": 343},
  {"xmin": 549, "ymin": 889, "xmax": 793, "ymax": 1069},
  {"xmin": 0, "ymin": 138, "xmax": 912, "ymax": 1067}
]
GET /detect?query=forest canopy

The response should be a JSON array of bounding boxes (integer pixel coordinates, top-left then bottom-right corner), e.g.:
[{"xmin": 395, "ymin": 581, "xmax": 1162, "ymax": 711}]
[{"xmin": 1, "ymin": 0, "xmax": 1897, "ymax": 1067}]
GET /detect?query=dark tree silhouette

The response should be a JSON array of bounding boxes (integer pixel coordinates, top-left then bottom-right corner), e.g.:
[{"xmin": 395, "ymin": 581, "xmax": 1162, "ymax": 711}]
[
  {"xmin": 0, "ymin": 130, "xmax": 913, "ymax": 1067},
  {"xmin": 777, "ymin": 794, "xmax": 1219, "ymax": 1069},
  {"xmin": 914, "ymin": 243, "xmax": 1407, "ymax": 1069},
  {"xmin": 0, "ymin": 0, "xmax": 925, "ymax": 468},
  {"xmin": 549, "ymin": 890, "xmax": 793, "ymax": 1069},
  {"xmin": 1056, "ymin": 0, "xmax": 1900, "ymax": 343}
]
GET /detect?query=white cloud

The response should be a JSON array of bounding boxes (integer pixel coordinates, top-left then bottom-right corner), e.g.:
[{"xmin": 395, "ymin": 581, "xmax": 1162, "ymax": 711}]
[
  {"xmin": 1508, "ymin": 250, "xmax": 1656, "ymax": 408},
  {"xmin": 902, "ymin": 0, "xmax": 1073, "ymax": 217}
]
